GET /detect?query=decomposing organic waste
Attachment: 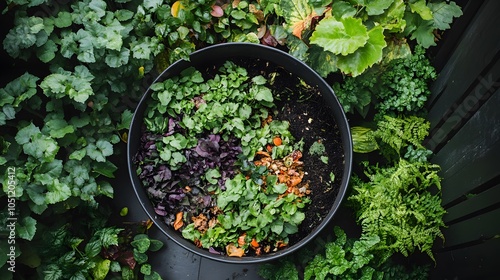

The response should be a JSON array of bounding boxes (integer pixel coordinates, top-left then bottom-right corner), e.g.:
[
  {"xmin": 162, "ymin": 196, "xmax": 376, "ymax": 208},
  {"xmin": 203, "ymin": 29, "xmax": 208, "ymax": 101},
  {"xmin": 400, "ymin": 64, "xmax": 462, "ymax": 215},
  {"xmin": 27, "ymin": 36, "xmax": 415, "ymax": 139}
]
[{"xmin": 133, "ymin": 59, "xmax": 343, "ymax": 257}]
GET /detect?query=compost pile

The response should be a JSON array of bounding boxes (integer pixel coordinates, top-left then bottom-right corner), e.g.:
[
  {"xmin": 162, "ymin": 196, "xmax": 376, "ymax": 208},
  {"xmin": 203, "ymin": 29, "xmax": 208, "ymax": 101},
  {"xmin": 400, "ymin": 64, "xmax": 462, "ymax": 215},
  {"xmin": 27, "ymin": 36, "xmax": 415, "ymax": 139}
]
[{"xmin": 134, "ymin": 58, "xmax": 344, "ymax": 257}]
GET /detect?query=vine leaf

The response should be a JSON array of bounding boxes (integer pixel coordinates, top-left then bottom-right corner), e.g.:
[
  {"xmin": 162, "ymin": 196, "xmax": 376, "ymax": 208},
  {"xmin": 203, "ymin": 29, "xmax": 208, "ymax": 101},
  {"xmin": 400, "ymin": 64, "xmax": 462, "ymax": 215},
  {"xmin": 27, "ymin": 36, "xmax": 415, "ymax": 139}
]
[
  {"xmin": 374, "ymin": 0, "xmax": 406, "ymax": 33},
  {"xmin": 310, "ymin": 16, "xmax": 368, "ymax": 56},
  {"xmin": 428, "ymin": 1, "xmax": 463, "ymax": 30},
  {"xmin": 365, "ymin": 0, "xmax": 394, "ymax": 16},
  {"xmin": 307, "ymin": 46, "xmax": 338, "ymax": 78},
  {"xmin": 337, "ymin": 25, "xmax": 386, "ymax": 76},
  {"xmin": 16, "ymin": 216, "xmax": 37, "ymax": 241},
  {"xmin": 408, "ymin": 0, "xmax": 433, "ymax": 20},
  {"xmin": 331, "ymin": 1, "xmax": 357, "ymax": 19},
  {"xmin": 280, "ymin": 0, "xmax": 318, "ymax": 39}
]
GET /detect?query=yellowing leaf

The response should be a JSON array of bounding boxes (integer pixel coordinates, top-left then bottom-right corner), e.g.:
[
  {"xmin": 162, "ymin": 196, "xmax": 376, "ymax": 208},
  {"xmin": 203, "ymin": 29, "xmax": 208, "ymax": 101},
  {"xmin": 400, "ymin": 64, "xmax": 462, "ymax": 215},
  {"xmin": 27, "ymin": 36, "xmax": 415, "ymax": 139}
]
[
  {"xmin": 226, "ymin": 243, "xmax": 245, "ymax": 257},
  {"xmin": 171, "ymin": 1, "xmax": 185, "ymax": 18},
  {"xmin": 281, "ymin": 0, "xmax": 318, "ymax": 39},
  {"xmin": 409, "ymin": 0, "xmax": 433, "ymax": 21}
]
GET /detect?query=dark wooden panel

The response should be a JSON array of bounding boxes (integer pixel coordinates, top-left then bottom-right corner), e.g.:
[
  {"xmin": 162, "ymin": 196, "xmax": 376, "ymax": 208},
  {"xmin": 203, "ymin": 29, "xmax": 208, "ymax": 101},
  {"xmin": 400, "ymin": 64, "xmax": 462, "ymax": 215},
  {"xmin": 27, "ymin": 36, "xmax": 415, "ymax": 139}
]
[
  {"xmin": 432, "ymin": 87, "xmax": 500, "ymax": 174},
  {"xmin": 425, "ymin": 58, "xmax": 500, "ymax": 152},
  {"xmin": 444, "ymin": 183, "xmax": 500, "ymax": 224},
  {"xmin": 440, "ymin": 207, "xmax": 500, "ymax": 248},
  {"xmin": 427, "ymin": 0, "xmax": 500, "ymax": 131},
  {"xmin": 431, "ymin": 238, "xmax": 500, "ymax": 280},
  {"xmin": 439, "ymin": 139, "xmax": 500, "ymax": 205},
  {"xmin": 432, "ymin": 87, "xmax": 500, "ymax": 204}
]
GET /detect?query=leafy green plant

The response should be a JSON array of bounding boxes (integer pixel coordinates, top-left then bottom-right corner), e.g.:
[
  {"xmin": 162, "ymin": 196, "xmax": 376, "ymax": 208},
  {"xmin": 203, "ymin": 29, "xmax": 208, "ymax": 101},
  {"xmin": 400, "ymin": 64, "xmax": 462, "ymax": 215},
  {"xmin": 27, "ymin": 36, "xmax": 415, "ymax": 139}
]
[
  {"xmin": 258, "ymin": 226, "xmax": 430, "ymax": 280},
  {"xmin": 1, "ymin": 0, "xmax": 166, "ymax": 278},
  {"xmin": 304, "ymin": 227, "xmax": 381, "ymax": 280},
  {"xmin": 351, "ymin": 115, "xmax": 432, "ymax": 162},
  {"xmin": 270, "ymin": 0, "xmax": 462, "ymax": 77},
  {"xmin": 0, "ymin": 201, "xmax": 163, "ymax": 279},
  {"xmin": 349, "ymin": 159, "xmax": 445, "ymax": 263},
  {"xmin": 374, "ymin": 45, "xmax": 437, "ymax": 115},
  {"xmin": 333, "ymin": 45, "xmax": 436, "ymax": 116}
]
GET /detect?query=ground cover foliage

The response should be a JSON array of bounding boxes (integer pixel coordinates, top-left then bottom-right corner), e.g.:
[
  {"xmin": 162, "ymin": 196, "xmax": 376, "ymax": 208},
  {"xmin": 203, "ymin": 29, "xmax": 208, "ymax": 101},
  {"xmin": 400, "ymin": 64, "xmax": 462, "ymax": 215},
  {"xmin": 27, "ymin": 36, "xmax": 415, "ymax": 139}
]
[{"xmin": 0, "ymin": 0, "xmax": 461, "ymax": 279}]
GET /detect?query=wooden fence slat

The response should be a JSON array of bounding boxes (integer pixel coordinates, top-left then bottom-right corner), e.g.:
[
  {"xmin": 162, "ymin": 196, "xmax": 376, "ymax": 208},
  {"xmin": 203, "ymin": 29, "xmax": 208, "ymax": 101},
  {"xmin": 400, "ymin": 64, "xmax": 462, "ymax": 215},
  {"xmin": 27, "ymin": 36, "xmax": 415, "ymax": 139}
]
[
  {"xmin": 439, "ymin": 140, "xmax": 500, "ymax": 205},
  {"xmin": 439, "ymin": 207, "xmax": 500, "ymax": 248},
  {"xmin": 431, "ymin": 238, "xmax": 500, "ymax": 279},
  {"xmin": 444, "ymin": 183, "xmax": 500, "ymax": 224},
  {"xmin": 425, "ymin": 59, "xmax": 500, "ymax": 152},
  {"xmin": 427, "ymin": 0, "xmax": 500, "ymax": 131},
  {"xmin": 431, "ymin": 87, "xmax": 500, "ymax": 204},
  {"xmin": 432, "ymin": 87, "xmax": 500, "ymax": 176}
]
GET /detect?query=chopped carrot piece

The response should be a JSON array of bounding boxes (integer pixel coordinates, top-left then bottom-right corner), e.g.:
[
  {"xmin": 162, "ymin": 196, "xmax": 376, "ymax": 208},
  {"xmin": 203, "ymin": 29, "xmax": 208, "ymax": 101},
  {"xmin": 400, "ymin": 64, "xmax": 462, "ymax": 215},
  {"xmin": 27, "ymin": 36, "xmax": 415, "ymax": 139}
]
[
  {"xmin": 250, "ymin": 238, "xmax": 259, "ymax": 248},
  {"xmin": 173, "ymin": 212, "xmax": 184, "ymax": 230},
  {"xmin": 273, "ymin": 137, "xmax": 282, "ymax": 146}
]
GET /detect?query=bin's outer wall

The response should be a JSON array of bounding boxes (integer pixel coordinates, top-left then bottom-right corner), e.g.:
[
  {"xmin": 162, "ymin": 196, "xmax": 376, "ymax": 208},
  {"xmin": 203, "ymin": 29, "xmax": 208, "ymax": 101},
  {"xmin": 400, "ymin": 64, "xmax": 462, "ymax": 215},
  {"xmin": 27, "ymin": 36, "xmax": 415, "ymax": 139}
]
[{"xmin": 127, "ymin": 42, "xmax": 353, "ymax": 264}]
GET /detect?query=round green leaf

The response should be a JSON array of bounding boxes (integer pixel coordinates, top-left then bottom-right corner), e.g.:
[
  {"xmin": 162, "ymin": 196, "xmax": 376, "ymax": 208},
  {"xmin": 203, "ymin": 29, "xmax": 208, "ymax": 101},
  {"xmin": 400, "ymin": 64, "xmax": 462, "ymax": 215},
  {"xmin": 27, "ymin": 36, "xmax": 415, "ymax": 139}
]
[
  {"xmin": 310, "ymin": 17, "xmax": 368, "ymax": 56},
  {"xmin": 337, "ymin": 26, "xmax": 387, "ymax": 77}
]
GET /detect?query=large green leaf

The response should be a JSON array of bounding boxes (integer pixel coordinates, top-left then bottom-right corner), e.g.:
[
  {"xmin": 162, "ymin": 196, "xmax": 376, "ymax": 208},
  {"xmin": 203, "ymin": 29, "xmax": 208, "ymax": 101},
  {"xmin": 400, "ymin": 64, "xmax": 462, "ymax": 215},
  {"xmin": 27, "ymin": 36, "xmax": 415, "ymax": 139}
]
[
  {"xmin": 374, "ymin": 0, "xmax": 407, "ymax": 33},
  {"xmin": 337, "ymin": 26, "xmax": 387, "ymax": 76},
  {"xmin": 409, "ymin": 0, "xmax": 433, "ymax": 20},
  {"xmin": 36, "ymin": 40, "xmax": 57, "ymax": 63},
  {"xmin": 45, "ymin": 179, "xmax": 71, "ymax": 204},
  {"xmin": 331, "ymin": 1, "xmax": 357, "ymax": 19},
  {"xmin": 428, "ymin": 1, "xmax": 462, "ymax": 30},
  {"xmin": 364, "ymin": 0, "xmax": 393, "ymax": 16},
  {"xmin": 16, "ymin": 216, "xmax": 37, "ymax": 241},
  {"xmin": 404, "ymin": 11, "xmax": 435, "ymax": 48},
  {"xmin": 310, "ymin": 17, "xmax": 368, "ymax": 56}
]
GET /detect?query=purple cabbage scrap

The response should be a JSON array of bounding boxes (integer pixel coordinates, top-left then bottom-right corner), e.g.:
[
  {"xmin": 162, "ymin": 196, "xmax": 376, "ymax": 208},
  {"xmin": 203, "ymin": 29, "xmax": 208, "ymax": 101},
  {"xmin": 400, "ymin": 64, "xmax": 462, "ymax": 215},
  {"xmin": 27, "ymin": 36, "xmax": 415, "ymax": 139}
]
[{"xmin": 134, "ymin": 130, "xmax": 243, "ymax": 229}]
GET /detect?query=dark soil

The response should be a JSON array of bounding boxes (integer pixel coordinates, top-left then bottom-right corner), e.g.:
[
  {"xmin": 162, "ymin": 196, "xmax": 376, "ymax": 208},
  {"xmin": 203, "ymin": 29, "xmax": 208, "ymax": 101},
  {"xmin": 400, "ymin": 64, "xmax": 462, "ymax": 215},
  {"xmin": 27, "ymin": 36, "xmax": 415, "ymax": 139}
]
[{"xmin": 203, "ymin": 57, "xmax": 346, "ymax": 247}]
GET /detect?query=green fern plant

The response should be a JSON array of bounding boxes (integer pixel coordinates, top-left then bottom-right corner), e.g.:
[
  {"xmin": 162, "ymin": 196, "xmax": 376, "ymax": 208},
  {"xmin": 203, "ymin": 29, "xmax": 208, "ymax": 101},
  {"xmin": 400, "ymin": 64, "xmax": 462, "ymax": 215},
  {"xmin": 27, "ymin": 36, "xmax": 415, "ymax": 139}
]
[
  {"xmin": 351, "ymin": 115, "xmax": 433, "ymax": 163},
  {"xmin": 374, "ymin": 115, "xmax": 430, "ymax": 160},
  {"xmin": 349, "ymin": 159, "xmax": 445, "ymax": 263}
]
